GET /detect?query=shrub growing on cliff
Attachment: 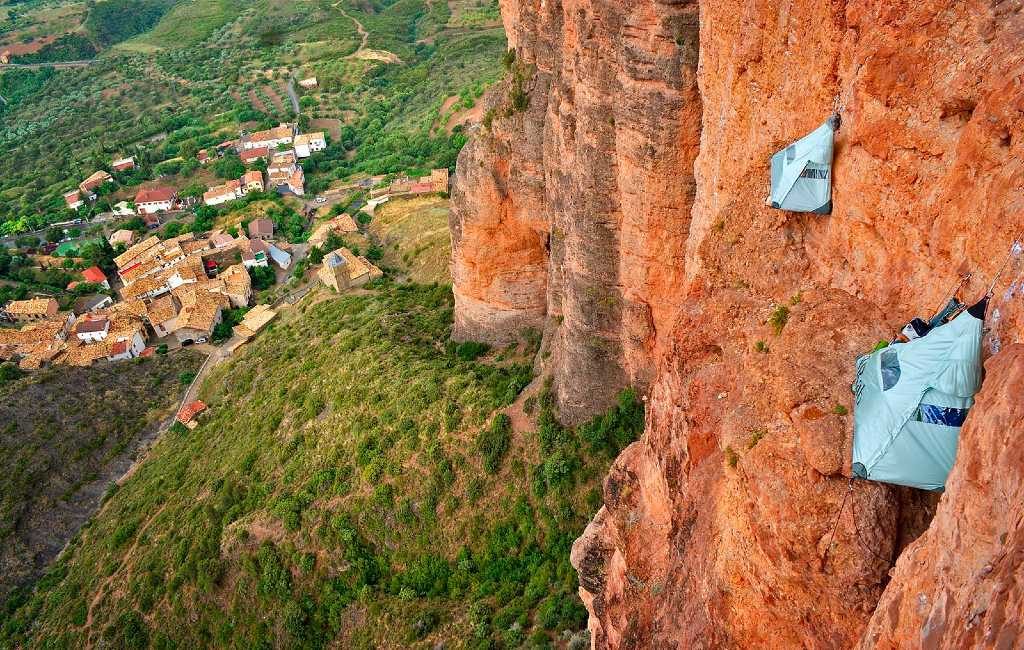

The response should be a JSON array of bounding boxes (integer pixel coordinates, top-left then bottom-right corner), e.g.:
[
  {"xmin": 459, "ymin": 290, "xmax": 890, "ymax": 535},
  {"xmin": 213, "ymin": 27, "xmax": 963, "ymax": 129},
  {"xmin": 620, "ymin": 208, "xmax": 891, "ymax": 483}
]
[
  {"xmin": 478, "ymin": 413, "xmax": 512, "ymax": 473},
  {"xmin": 724, "ymin": 446, "xmax": 739, "ymax": 468},
  {"xmin": 768, "ymin": 304, "xmax": 790, "ymax": 335},
  {"xmin": 578, "ymin": 388, "xmax": 645, "ymax": 458},
  {"xmin": 452, "ymin": 340, "xmax": 490, "ymax": 361},
  {"xmin": 501, "ymin": 49, "xmax": 516, "ymax": 71}
]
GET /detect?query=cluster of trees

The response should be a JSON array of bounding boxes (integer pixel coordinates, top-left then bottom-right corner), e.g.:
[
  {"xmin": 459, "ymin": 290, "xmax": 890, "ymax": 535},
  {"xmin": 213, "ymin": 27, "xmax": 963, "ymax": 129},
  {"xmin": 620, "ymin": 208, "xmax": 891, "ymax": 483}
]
[
  {"xmin": 12, "ymin": 34, "xmax": 98, "ymax": 64},
  {"xmin": 84, "ymin": 0, "xmax": 179, "ymax": 47}
]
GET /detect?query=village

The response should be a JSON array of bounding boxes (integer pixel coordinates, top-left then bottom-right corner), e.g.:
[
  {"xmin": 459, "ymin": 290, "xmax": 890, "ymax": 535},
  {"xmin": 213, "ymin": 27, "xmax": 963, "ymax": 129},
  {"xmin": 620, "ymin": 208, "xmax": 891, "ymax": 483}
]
[{"xmin": 0, "ymin": 120, "xmax": 449, "ymax": 375}]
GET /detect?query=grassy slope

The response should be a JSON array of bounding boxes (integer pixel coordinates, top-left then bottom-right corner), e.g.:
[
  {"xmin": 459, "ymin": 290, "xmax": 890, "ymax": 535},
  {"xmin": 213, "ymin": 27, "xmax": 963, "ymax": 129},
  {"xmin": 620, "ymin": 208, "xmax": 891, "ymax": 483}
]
[
  {"xmin": 369, "ymin": 195, "xmax": 452, "ymax": 284},
  {"xmin": 0, "ymin": 351, "xmax": 205, "ymax": 603},
  {"xmin": 1, "ymin": 283, "xmax": 643, "ymax": 648},
  {"xmin": 115, "ymin": 0, "xmax": 240, "ymax": 51}
]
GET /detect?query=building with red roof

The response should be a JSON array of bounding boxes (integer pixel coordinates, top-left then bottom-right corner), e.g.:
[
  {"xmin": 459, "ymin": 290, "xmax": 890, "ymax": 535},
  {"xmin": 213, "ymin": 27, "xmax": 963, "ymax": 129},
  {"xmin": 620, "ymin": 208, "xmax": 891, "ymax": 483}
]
[
  {"xmin": 81, "ymin": 266, "xmax": 109, "ymax": 288},
  {"xmin": 177, "ymin": 400, "xmax": 207, "ymax": 428},
  {"xmin": 240, "ymin": 146, "xmax": 270, "ymax": 165},
  {"xmin": 135, "ymin": 187, "xmax": 177, "ymax": 215}
]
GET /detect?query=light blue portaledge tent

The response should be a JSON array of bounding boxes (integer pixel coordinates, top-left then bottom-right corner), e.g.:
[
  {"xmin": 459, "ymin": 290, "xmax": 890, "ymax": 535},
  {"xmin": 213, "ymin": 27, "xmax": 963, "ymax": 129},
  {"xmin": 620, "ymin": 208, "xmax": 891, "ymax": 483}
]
[
  {"xmin": 851, "ymin": 298, "xmax": 988, "ymax": 490},
  {"xmin": 769, "ymin": 115, "xmax": 839, "ymax": 214}
]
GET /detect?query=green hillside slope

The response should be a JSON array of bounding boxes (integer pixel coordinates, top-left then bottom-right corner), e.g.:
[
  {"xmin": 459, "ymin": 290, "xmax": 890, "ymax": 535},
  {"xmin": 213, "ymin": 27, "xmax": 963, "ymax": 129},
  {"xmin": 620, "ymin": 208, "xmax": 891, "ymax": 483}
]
[
  {"xmin": 0, "ymin": 351, "xmax": 204, "ymax": 604},
  {"xmin": 1, "ymin": 283, "xmax": 643, "ymax": 648}
]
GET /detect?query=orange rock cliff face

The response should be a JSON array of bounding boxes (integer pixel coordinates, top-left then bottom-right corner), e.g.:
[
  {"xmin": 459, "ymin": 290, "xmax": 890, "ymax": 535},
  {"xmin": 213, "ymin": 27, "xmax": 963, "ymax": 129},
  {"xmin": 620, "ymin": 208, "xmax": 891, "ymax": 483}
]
[{"xmin": 451, "ymin": 0, "xmax": 1024, "ymax": 648}]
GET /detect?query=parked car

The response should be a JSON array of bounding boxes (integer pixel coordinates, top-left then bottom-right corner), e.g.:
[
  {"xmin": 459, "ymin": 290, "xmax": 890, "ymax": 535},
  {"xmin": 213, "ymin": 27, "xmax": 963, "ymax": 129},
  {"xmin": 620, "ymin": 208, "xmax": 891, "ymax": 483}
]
[
  {"xmin": 315, "ymin": 196, "xmax": 327, "ymax": 204},
  {"xmin": 196, "ymin": 337, "xmax": 208, "ymax": 344}
]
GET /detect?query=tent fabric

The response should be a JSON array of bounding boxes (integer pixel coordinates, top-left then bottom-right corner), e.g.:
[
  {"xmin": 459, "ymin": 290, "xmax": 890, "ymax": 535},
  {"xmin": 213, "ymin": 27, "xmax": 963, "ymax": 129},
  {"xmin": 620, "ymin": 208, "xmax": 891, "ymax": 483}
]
[
  {"xmin": 769, "ymin": 119, "xmax": 837, "ymax": 213},
  {"xmin": 851, "ymin": 303, "xmax": 986, "ymax": 490}
]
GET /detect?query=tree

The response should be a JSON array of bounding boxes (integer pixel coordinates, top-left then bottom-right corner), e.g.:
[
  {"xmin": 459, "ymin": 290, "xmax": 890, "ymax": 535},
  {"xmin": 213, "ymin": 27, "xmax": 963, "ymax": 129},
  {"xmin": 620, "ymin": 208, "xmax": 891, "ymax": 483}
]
[
  {"xmin": 162, "ymin": 221, "xmax": 185, "ymax": 239},
  {"xmin": 213, "ymin": 154, "xmax": 245, "ymax": 180},
  {"xmin": 79, "ymin": 239, "xmax": 117, "ymax": 272},
  {"xmin": 46, "ymin": 227, "xmax": 63, "ymax": 243},
  {"xmin": 179, "ymin": 182, "xmax": 205, "ymax": 199},
  {"xmin": 249, "ymin": 265, "xmax": 275, "ymax": 290}
]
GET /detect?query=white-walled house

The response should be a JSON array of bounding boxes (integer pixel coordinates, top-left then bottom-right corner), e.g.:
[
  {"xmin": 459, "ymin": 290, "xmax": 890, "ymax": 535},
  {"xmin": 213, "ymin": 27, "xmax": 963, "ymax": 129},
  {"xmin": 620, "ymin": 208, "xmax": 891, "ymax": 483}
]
[
  {"xmin": 294, "ymin": 132, "xmax": 327, "ymax": 158},
  {"xmin": 241, "ymin": 123, "xmax": 296, "ymax": 150},
  {"xmin": 135, "ymin": 187, "xmax": 177, "ymax": 215},
  {"xmin": 64, "ymin": 190, "xmax": 84, "ymax": 211},
  {"xmin": 108, "ymin": 330, "xmax": 146, "ymax": 361},
  {"xmin": 74, "ymin": 317, "xmax": 110, "ymax": 343}
]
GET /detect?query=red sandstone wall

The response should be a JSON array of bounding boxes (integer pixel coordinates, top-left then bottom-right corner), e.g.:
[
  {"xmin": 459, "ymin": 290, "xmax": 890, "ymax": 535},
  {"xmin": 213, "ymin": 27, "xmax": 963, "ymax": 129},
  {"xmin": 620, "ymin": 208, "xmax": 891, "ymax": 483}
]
[{"xmin": 451, "ymin": 0, "xmax": 1024, "ymax": 646}]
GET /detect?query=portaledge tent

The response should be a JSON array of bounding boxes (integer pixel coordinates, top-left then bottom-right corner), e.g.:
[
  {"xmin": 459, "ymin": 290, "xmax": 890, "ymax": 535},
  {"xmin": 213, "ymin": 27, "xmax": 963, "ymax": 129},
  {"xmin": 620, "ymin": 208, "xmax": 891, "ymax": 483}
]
[
  {"xmin": 851, "ymin": 299, "xmax": 987, "ymax": 491},
  {"xmin": 769, "ymin": 117, "xmax": 838, "ymax": 214}
]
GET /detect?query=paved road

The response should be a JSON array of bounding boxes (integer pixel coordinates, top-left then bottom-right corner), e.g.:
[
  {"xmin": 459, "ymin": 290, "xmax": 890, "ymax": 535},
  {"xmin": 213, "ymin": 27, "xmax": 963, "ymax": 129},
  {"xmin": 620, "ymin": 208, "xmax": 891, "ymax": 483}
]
[
  {"xmin": 0, "ymin": 60, "xmax": 94, "ymax": 70},
  {"xmin": 286, "ymin": 74, "xmax": 300, "ymax": 115}
]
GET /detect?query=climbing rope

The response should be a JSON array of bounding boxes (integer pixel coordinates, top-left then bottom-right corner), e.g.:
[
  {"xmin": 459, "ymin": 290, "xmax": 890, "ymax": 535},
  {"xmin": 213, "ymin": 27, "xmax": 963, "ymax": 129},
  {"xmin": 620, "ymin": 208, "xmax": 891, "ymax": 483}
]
[
  {"xmin": 985, "ymin": 229, "xmax": 1024, "ymax": 298},
  {"xmin": 820, "ymin": 480, "xmax": 853, "ymax": 571},
  {"xmin": 821, "ymin": 478, "xmax": 893, "ymax": 570}
]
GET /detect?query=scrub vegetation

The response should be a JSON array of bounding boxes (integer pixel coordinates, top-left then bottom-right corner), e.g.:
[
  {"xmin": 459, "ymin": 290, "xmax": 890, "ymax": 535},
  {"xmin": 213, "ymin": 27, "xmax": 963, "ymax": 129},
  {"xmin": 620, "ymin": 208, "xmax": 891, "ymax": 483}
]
[
  {"xmin": 0, "ymin": 351, "xmax": 204, "ymax": 603},
  {"xmin": 1, "ymin": 283, "xmax": 644, "ymax": 648}
]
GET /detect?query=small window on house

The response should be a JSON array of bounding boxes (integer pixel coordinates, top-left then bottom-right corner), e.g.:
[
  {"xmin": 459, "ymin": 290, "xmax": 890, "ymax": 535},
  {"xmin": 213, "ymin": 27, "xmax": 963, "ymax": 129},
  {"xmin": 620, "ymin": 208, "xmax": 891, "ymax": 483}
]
[{"xmin": 881, "ymin": 350, "xmax": 901, "ymax": 391}]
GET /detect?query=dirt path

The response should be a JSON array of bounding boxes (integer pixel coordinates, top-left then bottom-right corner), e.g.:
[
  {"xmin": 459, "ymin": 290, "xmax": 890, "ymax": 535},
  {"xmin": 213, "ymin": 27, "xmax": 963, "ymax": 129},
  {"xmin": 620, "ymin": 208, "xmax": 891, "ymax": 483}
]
[
  {"xmin": 83, "ymin": 503, "xmax": 168, "ymax": 640},
  {"xmin": 333, "ymin": 1, "xmax": 402, "ymax": 63},
  {"xmin": 334, "ymin": 1, "xmax": 369, "ymax": 53}
]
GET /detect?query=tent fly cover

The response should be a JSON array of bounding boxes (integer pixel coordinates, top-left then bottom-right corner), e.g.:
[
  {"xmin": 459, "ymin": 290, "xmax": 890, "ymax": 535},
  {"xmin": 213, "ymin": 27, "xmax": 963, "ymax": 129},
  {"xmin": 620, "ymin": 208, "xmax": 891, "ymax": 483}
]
[
  {"xmin": 851, "ymin": 301, "xmax": 987, "ymax": 490},
  {"xmin": 769, "ymin": 118, "xmax": 837, "ymax": 214}
]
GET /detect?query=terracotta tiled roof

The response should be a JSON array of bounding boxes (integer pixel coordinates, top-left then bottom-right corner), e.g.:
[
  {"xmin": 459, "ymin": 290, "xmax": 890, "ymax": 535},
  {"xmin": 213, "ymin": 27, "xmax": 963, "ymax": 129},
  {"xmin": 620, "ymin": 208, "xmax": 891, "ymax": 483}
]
[
  {"xmin": 82, "ymin": 266, "xmax": 107, "ymax": 284},
  {"xmin": 5, "ymin": 297, "xmax": 58, "ymax": 316},
  {"xmin": 0, "ymin": 318, "xmax": 66, "ymax": 346},
  {"xmin": 74, "ymin": 317, "xmax": 110, "ymax": 334},
  {"xmin": 145, "ymin": 293, "xmax": 179, "ymax": 325},
  {"xmin": 248, "ymin": 123, "xmax": 294, "ymax": 144},
  {"xmin": 62, "ymin": 339, "xmax": 111, "ymax": 367},
  {"xmin": 233, "ymin": 304, "xmax": 276, "ymax": 339},
  {"xmin": 294, "ymin": 132, "xmax": 326, "ymax": 146},
  {"xmin": 115, "ymin": 236, "xmax": 161, "ymax": 269},
  {"xmin": 248, "ymin": 218, "xmax": 274, "ymax": 237},
  {"xmin": 177, "ymin": 400, "xmax": 207, "ymax": 423},
  {"xmin": 135, "ymin": 187, "xmax": 176, "ymax": 204},
  {"xmin": 79, "ymin": 170, "xmax": 112, "ymax": 192},
  {"xmin": 240, "ymin": 146, "xmax": 269, "ymax": 163},
  {"xmin": 220, "ymin": 264, "xmax": 251, "ymax": 297},
  {"xmin": 172, "ymin": 284, "xmax": 227, "ymax": 333}
]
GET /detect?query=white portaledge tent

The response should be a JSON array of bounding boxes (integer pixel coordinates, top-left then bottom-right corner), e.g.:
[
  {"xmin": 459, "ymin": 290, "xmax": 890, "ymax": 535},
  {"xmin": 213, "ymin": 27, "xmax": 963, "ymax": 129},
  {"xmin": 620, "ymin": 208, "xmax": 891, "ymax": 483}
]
[
  {"xmin": 768, "ymin": 115, "xmax": 839, "ymax": 214},
  {"xmin": 851, "ymin": 298, "xmax": 988, "ymax": 491}
]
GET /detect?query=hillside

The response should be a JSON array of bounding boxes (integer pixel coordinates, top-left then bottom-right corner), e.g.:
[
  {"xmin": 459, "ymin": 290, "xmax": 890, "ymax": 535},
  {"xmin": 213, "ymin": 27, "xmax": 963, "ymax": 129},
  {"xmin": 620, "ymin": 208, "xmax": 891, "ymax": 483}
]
[
  {"xmin": 0, "ymin": 350, "xmax": 204, "ymax": 603},
  {"xmin": 368, "ymin": 195, "xmax": 452, "ymax": 284},
  {"xmin": 0, "ymin": 0, "xmax": 504, "ymax": 239},
  {"xmin": 0, "ymin": 283, "xmax": 642, "ymax": 648}
]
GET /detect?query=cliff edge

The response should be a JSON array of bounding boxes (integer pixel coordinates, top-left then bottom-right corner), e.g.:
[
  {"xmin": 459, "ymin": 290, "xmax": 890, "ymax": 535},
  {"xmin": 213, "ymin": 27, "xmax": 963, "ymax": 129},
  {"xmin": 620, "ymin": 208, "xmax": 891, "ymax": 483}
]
[{"xmin": 451, "ymin": 0, "xmax": 1024, "ymax": 646}]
